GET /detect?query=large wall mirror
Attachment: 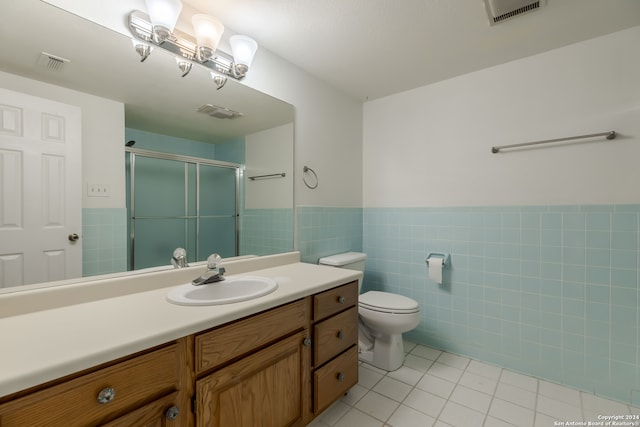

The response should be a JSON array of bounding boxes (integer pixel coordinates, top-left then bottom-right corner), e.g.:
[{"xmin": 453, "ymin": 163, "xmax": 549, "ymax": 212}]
[{"xmin": 0, "ymin": 0, "xmax": 294, "ymax": 291}]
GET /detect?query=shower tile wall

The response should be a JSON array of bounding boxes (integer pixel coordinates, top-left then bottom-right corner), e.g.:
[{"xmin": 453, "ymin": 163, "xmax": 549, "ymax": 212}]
[
  {"xmin": 361, "ymin": 205, "xmax": 640, "ymax": 407},
  {"xmin": 297, "ymin": 207, "xmax": 363, "ymax": 264},
  {"xmin": 82, "ymin": 208, "xmax": 127, "ymax": 276}
]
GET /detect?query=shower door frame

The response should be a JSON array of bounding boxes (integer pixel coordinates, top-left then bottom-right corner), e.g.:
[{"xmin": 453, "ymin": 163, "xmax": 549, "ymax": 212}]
[{"xmin": 126, "ymin": 147, "xmax": 241, "ymax": 270}]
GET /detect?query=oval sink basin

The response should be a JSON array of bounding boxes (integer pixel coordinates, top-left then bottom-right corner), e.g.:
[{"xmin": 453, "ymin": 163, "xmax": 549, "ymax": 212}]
[{"xmin": 166, "ymin": 276, "xmax": 278, "ymax": 306}]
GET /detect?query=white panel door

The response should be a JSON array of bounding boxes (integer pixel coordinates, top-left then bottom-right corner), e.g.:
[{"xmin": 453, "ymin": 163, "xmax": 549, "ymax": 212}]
[{"xmin": 0, "ymin": 87, "xmax": 82, "ymax": 288}]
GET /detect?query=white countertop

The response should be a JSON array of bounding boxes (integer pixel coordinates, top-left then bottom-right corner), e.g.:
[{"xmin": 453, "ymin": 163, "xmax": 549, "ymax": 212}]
[{"xmin": 0, "ymin": 253, "xmax": 361, "ymax": 398}]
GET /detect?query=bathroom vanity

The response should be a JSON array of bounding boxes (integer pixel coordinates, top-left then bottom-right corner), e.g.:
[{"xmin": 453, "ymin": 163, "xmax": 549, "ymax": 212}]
[{"xmin": 0, "ymin": 253, "xmax": 361, "ymax": 426}]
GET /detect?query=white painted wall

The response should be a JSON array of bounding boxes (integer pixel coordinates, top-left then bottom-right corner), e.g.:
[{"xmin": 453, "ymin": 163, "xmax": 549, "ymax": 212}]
[
  {"xmin": 238, "ymin": 50, "xmax": 363, "ymax": 208},
  {"xmin": 245, "ymin": 122, "xmax": 294, "ymax": 209},
  {"xmin": 0, "ymin": 71, "xmax": 125, "ymax": 209},
  {"xmin": 363, "ymin": 26, "xmax": 640, "ymax": 207}
]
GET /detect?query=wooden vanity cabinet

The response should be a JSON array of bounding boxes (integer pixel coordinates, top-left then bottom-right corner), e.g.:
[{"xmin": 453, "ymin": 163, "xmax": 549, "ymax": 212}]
[
  {"xmin": 0, "ymin": 279, "xmax": 359, "ymax": 427},
  {"xmin": 311, "ymin": 281, "xmax": 359, "ymax": 414},
  {"xmin": 0, "ymin": 340, "xmax": 191, "ymax": 427},
  {"xmin": 193, "ymin": 298, "xmax": 311, "ymax": 427},
  {"xmin": 192, "ymin": 280, "xmax": 360, "ymax": 426},
  {"xmin": 196, "ymin": 331, "xmax": 308, "ymax": 427}
]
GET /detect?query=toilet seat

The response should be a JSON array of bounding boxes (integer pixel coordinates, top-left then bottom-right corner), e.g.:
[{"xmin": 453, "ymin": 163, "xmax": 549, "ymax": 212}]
[{"xmin": 359, "ymin": 291, "xmax": 419, "ymax": 314}]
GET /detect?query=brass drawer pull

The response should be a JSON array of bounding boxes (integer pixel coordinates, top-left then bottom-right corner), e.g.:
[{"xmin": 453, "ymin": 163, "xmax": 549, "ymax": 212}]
[
  {"xmin": 337, "ymin": 330, "xmax": 345, "ymax": 340},
  {"xmin": 165, "ymin": 405, "xmax": 180, "ymax": 420},
  {"xmin": 337, "ymin": 296, "xmax": 346, "ymax": 304},
  {"xmin": 303, "ymin": 338, "xmax": 312, "ymax": 347},
  {"xmin": 97, "ymin": 387, "xmax": 116, "ymax": 404},
  {"xmin": 336, "ymin": 372, "xmax": 345, "ymax": 382}
]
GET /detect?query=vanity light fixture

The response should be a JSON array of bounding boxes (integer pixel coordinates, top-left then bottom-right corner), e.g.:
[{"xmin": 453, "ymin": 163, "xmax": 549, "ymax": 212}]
[
  {"xmin": 192, "ymin": 14, "xmax": 224, "ymax": 62},
  {"xmin": 128, "ymin": 0, "xmax": 258, "ymax": 82},
  {"xmin": 131, "ymin": 39, "xmax": 153, "ymax": 62},
  {"xmin": 211, "ymin": 72, "xmax": 228, "ymax": 90},
  {"xmin": 145, "ymin": 0, "xmax": 182, "ymax": 43},
  {"xmin": 229, "ymin": 35, "xmax": 258, "ymax": 76},
  {"xmin": 175, "ymin": 57, "xmax": 193, "ymax": 77}
]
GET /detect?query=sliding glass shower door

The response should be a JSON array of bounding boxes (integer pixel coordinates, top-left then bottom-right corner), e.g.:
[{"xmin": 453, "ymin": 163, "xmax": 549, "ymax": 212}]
[{"xmin": 126, "ymin": 150, "xmax": 239, "ymax": 270}]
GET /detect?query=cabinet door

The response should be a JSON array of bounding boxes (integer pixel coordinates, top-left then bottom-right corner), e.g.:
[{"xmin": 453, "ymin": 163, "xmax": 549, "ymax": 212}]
[{"xmin": 196, "ymin": 331, "xmax": 307, "ymax": 427}]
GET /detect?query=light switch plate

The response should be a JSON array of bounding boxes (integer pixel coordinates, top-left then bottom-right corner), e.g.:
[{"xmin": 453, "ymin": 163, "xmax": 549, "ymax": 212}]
[{"xmin": 87, "ymin": 183, "xmax": 111, "ymax": 197}]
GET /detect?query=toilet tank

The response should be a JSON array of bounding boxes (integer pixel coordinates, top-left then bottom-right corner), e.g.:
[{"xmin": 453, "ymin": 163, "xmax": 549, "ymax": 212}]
[
  {"xmin": 318, "ymin": 252, "xmax": 367, "ymax": 270},
  {"xmin": 318, "ymin": 252, "xmax": 367, "ymax": 291}
]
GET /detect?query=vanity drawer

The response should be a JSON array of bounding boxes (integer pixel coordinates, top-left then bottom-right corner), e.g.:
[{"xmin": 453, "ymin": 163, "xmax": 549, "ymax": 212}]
[
  {"xmin": 101, "ymin": 391, "xmax": 180, "ymax": 426},
  {"xmin": 314, "ymin": 306, "xmax": 358, "ymax": 366},
  {"xmin": 195, "ymin": 298, "xmax": 309, "ymax": 375},
  {"xmin": 313, "ymin": 345, "xmax": 358, "ymax": 413},
  {"xmin": 313, "ymin": 281, "xmax": 358, "ymax": 321},
  {"xmin": 0, "ymin": 344, "xmax": 181, "ymax": 427}
]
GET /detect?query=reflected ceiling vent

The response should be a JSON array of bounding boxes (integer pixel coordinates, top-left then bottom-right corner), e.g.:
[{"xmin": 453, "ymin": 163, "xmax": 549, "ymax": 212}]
[
  {"xmin": 483, "ymin": 0, "xmax": 545, "ymax": 25},
  {"xmin": 196, "ymin": 104, "xmax": 243, "ymax": 119},
  {"xmin": 37, "ymin": 52, "xmax": 70, "ymax": 71}
]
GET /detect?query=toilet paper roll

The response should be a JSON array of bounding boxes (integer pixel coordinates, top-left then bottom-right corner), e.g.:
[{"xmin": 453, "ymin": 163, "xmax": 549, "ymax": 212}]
[{"xmin": 428, "ymin": 257, "xmax": 443, "ymax": 284}]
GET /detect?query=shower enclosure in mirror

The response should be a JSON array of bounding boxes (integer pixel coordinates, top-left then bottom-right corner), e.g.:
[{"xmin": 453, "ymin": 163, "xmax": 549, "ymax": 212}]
[{"xmin": 126, "ymin": 150, "xmax": 240, "ymax": 270}]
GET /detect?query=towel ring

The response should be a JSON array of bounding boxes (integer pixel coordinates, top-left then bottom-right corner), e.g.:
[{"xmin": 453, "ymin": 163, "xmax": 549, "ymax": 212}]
[{"xmin": 303, "ymin": 166, "xmax": 318, "ymax": 189}]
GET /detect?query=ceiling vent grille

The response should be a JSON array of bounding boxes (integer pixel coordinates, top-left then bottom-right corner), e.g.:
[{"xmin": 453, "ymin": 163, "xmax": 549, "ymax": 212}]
[
  {"xmin": 484, "ymin": 0, "xmax": 545, "ymax": 25},
  {"xmin": 37, "ymin": 52, "xmax": 70, "ymax": 71},
  {"xmin": 196, "ymin": 104, "xmax": 243, "ymax": 120}
]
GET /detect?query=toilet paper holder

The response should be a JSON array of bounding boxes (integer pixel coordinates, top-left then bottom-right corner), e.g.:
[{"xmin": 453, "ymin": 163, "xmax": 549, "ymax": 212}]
[{"xmin": 425, "ymin": 252, "xmax": 450, "ymax": 267}]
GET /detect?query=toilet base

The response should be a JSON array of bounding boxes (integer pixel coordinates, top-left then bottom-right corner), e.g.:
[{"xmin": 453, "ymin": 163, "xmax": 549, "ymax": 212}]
[{"xmin": 358, "ymin": 332, "xmax": 405, "ymax": 371}]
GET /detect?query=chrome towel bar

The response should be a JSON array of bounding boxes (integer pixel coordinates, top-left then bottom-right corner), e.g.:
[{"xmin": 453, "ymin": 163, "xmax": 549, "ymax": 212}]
[
  {"xmin": 491, "ymin": 131, "xmax": 616, "ymax": 153},
  {"xmin": 248, "ymin": 173, "xmax": 286, "ymax": 180}
]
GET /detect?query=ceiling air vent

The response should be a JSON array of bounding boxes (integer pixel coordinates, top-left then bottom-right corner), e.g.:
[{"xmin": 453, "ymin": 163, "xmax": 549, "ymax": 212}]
[
  {"xmin": 483, "ymin": 0, "xmax": 545, "ymax": 25},
  {"xmin": 196, "ymin": 104, "xmax": 243, "ymax": 120},
  {"xmin": 37, "ymin": 52, "xmax": 70, "ymax": 71}
]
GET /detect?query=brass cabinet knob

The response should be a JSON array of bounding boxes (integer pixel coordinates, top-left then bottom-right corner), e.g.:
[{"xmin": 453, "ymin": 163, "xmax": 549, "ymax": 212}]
[
  {"xmin": 68, "ymin": 233, "xmax": 79, "ymax": 242},
  {"xmin": 336, "ymin": 373, "xmax": 345, "ymax": 382},
  {"xmin": 165, "ymin": 405, "xmax": 180, "ymax": 420},
  {"xmin": 338, "ymin": 296, "xmax": 346, "ymax": 304},
  {"xmin": 337, "ymin": 330, "xmax": 345, "ymax": 340},
  {"xmin": 97, "ymin": 387, "xmax": 116, "ymax": 404},
  {"xmin": 303, "ymin": 338, "xmax": 312, "ymax": 347}
]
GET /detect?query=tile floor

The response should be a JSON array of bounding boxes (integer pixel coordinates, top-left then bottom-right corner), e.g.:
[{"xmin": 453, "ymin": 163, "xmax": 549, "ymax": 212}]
[{"xmin": 308, "ymin": 341, "xmax": 640, "ymax": 427}]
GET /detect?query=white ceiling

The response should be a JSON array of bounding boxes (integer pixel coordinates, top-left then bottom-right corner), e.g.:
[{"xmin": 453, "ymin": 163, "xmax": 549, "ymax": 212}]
[
  {"xmin": 185, "ymin": 0, "xmax": 640, "ymax": 101},
  {"xmin": 2, "ymin": 0, "xmax": 638, "ymax": 143}
]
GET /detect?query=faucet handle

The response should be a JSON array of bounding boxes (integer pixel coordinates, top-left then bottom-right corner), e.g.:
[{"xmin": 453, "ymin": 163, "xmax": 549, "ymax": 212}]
[
  {"xmin": 207, "ymin": 253, "xmax": 222, "ymax": 270},
  {"xmin": 171, "ymin": 247, "xmax": 188, "ymax": 268}
]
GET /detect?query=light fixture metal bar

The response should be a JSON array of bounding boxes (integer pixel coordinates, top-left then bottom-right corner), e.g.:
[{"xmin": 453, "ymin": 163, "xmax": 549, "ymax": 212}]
[{"xmin": 128, "ymin": 10, "xmax": 244, "ymax": 79}]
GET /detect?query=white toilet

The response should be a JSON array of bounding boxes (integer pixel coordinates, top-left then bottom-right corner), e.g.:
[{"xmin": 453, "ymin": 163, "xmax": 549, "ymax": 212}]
[{"xmin": 318, "ymin": 252, "xmax": 420, "ymax": 371}]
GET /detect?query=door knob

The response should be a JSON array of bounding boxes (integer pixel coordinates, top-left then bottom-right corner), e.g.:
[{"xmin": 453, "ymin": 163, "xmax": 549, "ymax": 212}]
[{"xmin": 68, "ymin": 233, "xmax": 79, "ymax": 242}]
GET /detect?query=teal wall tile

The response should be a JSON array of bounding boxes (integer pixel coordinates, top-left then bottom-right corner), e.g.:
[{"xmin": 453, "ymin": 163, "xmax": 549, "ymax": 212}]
[
  {"xmin": 297, "ymin": 207, "xmax": 363, "ymax": 264},
  {"xmin": 82, "ymin": 208, "xmax": 127, "ymax": 276},
  {"xmin": 241, "ymin": 208, "xmax": 294, "ymax": 256},
  {"xmin": 295, "ymin": 204, "xmax": 639, "ymax": 406},
  {"xmin": 359, "ymin": 204, "xmax": 640, "ymax": 406}
]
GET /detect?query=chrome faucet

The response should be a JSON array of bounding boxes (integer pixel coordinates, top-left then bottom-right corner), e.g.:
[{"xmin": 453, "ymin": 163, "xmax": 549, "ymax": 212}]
[
  {"xmin": 171, "ymin": 248, "xmax": 189, "ymax": 269},
  {"xmin": 192, "ymin": 254, "xmax": 226, "ymax": 286}
]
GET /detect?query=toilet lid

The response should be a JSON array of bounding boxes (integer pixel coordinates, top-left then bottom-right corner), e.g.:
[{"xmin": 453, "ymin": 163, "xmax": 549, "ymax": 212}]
[{"xmin": 359, "ymin": 291, "xmax": 419, "ymax": 314}]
